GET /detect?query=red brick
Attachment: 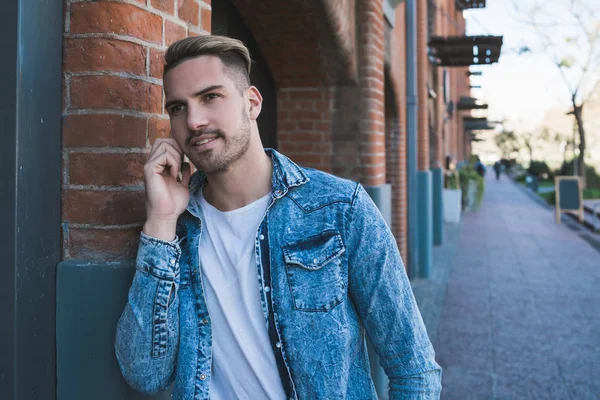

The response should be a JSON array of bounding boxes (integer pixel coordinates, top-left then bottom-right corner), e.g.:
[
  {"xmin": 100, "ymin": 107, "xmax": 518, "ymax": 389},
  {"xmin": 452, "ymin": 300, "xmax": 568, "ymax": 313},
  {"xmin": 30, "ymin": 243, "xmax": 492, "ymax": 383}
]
[
  {"xmin": 148, "ymin": 118, "xmax": 171, "ymax": 143},
  {"xmin": 278, "ymin": 122, "xmax": 296, "ymax": 132},
  {"xmin": 292, "ymin": 132, "xmax": 323, "ymax": 142},
  {"xmin": 63, "ymin": 190, "xmax": 146, "ymax": 225},
  {"xmin": 201, "ymin": 7, "xmax": 211, "ymax": 31},
  {"xmin": 63, "ymin": 114, "xmax": 147, "ymax": 147},
  {"xmin": 69, "ymin": 152, "xmax": 146, "ymax": 186},
  {"xmin": 299, "ymin": 121, "xmax": 313, "ymax": 130},
  {"xmin": 150, "ymin": 48, "xmax": 165, "ymax": 79},
  {"xmin": 68, "ymin": 227, "xmax": 142, "ymax": 262},
  {"xmin": 297, "ymin": 143, "xmax": 314, "ymax": 152},
  {"xmin": 280, "ymin": 100, "xmax": 296, "ymax": 111},
  {"xmin": 289, "ymin": 90, "xmax": 323, "ymax": 101},
  {"xmin": 296, "ymin": 101, "xmax": 315, "ymax": 110},
  {"xmin": 64, "ymin": 38, "xmax": 146, "ymax": 75},
  {"xmin": 316, "ymin": 122, "xmax": 331, "ymax": 131},
  {"xmin": 293, "ymin": 154, "xmax": 322, "ymax": 167},
  {"xmin": 166, "ymin": 20, "xmax": 187, "ymax": 45},
  {"xmin": 70, "ymin": 2, "xmax": 162, "ymax": 44},
  {"xmin": 151, "ymin": 0, "xmax": 175, "ymax": 14},
  {"xmin": 70, "ymin": 76, "xmax": 162, "ymax": 113},
  {"xmin": 290, "ymin": 111, "xmax": 321, "ymax": 121},
  {"xmin": 178, "ymin": 0, "xmax": 199, "ymax": 26}
]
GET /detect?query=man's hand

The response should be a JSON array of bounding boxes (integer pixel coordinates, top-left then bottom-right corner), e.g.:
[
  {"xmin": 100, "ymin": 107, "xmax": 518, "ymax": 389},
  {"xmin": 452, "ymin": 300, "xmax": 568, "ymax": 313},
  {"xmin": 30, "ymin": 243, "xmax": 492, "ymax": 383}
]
[{"xmin": 142, "ymin": 138, "xmax": 191, "ymax": 241}]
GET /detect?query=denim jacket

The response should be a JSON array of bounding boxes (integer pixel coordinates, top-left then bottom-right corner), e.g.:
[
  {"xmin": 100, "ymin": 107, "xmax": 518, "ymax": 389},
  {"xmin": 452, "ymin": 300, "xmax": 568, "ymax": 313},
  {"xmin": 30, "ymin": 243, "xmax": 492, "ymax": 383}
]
[{"xmin": 115, "ymin": 149, "xmax": 442, "ymax": 399}]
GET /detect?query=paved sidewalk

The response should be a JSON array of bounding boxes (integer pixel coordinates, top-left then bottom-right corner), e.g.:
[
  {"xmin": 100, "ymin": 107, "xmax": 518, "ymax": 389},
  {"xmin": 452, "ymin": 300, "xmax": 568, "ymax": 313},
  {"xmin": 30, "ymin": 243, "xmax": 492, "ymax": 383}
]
[{"xmin": 434, "ymin": 174, "xmax": 600, "ymax": 399}]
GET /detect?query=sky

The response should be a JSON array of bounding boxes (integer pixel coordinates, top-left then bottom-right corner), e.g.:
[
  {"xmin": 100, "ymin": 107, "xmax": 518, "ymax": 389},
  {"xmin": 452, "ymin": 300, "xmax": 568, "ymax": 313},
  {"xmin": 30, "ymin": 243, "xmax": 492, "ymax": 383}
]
[
  {"xmin": 464, "ymin": 1, "xmax": 572, "ymax": 131},
  {"xmin": 463, "ymin": 0, "xmax": 600, "ymax": 166}
]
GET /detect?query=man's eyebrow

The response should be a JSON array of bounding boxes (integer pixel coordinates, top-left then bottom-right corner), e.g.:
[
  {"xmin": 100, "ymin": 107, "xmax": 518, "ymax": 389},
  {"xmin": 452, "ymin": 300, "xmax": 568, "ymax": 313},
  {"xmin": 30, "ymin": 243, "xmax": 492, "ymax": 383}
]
[{"xmin": 164, "ymin": 85, "xmax": 225, "ymax": 110}]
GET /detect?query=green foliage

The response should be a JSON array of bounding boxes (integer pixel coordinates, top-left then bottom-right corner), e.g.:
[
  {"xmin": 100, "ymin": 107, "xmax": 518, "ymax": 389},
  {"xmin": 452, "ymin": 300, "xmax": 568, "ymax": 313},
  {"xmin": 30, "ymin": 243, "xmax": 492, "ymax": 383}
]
[
  {"xmin": 516, "ymin": 173, "xmax": 527, "ymax": 183},
  {"xmin": 539, "ymin": 191, "xmax": 556, "ymax": 205},
  {"xmin": 527, "ymin": 160, "xmax": 553, "ymax": 178},
  {"xmin": 446, "ymin": 172, "xmax": 460, "ymax": 190},
  {"xmin": 459, "ymin": 165, "xmax": 485, "ymax": 210},
  {"xmin": 584, "ymin": 189, "xmax": 600, "ymax": 199},
  {"xmin": 557, "ymin": 159, "xmax": 600, "ymax": 190}
]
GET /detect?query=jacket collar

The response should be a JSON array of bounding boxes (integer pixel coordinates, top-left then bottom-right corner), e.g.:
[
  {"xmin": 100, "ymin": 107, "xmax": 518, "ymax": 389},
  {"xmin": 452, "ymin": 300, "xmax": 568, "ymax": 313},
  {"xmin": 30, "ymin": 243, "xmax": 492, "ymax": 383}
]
[{"xmin": 187, "ymin": 148, "xmax": 309, "ymax": 201}]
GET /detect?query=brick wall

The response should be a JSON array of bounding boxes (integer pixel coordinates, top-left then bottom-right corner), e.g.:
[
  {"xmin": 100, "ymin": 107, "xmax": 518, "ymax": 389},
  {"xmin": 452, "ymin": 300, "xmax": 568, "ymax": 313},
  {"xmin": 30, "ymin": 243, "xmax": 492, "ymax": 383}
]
[
  {"xmin": 389, "ymin": 3, "xmax": 408, "ymax": 259},
  {"xmin": 61, "ymin": 0, "xmax": 210, "ymax": 261},
  {"xmin": 60, "ymin": 0, "xmax": 470, "ymax": 264},
  {"xmin": 277, "ymin": 88, "xmax": 335, "ymax": 173},
  {"xmin": 417, "ymin": 0, "xmax": 430, "ymax": 171},
  {"xmin": 357, "ymin": 0, "xmax": 386, "ymax": 186}
]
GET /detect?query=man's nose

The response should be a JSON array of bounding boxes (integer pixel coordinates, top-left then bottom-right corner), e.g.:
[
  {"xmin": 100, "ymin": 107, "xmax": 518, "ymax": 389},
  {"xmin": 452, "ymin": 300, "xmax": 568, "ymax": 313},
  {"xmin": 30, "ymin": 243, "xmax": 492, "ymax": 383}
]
[{"xmin": 186, "ymin": 104, "xmax": 209, "ymax": 132}]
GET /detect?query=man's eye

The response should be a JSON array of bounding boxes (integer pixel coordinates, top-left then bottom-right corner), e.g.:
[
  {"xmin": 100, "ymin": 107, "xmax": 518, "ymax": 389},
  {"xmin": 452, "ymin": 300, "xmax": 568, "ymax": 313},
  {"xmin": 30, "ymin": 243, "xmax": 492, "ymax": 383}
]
[
  {"xmin": 169, "ymin": 104, "xmax": 185, "ymax": 115},
  {"xmin": 204, "ymin": 93, "xmax": 220, "ymax": 101}
]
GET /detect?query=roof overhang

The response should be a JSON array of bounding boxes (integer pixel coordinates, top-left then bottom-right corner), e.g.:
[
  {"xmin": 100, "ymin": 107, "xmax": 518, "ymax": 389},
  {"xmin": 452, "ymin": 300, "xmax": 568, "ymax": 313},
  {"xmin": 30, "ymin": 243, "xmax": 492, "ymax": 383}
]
[
  {"xmin": 464, "ymin": 116, "xmax": 497, "ymax": 131},
  {"xmin": 429, "ymin": 35, "xmax": 503, "ymax": 66},
  {"xmin": 456, "ymin": 0, "xmax": 486, "ymax": 10},
  {"xmin": 457, "ymin": 96, "xmax": 488, "ymax": 110}
]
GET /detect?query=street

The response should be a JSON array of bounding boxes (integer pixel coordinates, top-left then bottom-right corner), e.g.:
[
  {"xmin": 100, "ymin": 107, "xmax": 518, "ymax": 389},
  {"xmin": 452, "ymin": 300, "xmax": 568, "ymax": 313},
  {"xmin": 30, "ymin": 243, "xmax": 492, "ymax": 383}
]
[{"xmin": 434, "ymin": 175, "xmax": 600, "ymax": 399}]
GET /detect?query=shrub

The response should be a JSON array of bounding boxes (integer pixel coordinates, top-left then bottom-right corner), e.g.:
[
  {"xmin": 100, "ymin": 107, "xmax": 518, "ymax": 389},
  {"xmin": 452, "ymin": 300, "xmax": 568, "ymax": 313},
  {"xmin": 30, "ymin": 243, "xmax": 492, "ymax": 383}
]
[
  {"xmin": 446, "ymin": 172, "xmax": 460, "ymax": 190},
  {"xmin": 557, "ymin": 160, "xmax": 600, "ymax": 190},
  {"xmin": 459, "ymin": 165, "xmax": 484, "ymax": 210},
  {"xmin": 528, "ymin": 160, "xmax": 553, "ymax": 179}
]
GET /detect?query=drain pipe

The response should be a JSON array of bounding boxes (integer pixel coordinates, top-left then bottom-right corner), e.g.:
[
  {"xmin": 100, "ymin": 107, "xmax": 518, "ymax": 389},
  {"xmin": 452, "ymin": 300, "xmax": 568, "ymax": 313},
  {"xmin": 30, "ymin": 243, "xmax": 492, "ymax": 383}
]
[{"xmin": 405, "ymin": 0, "xmax": 419, "ymax": 278}]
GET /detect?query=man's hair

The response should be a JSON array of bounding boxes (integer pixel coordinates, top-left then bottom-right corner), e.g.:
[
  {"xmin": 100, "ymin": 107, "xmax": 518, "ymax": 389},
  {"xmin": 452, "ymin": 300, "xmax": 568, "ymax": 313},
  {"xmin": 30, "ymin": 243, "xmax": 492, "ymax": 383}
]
[{"xmin": 164, "ymin": 35, "xmax": 252, "ymax": 92}]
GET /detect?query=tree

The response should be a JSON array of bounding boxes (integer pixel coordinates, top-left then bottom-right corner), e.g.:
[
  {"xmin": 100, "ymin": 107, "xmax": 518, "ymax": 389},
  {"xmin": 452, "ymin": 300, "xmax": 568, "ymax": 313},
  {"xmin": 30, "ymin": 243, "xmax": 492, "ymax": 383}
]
[
  {"xmin": 511, "ymin": 0, "xmax": 600, "ymax": 184},
  {"xmin": 494, "ymin": 130, "xmax": 520, "ymax": 159}
]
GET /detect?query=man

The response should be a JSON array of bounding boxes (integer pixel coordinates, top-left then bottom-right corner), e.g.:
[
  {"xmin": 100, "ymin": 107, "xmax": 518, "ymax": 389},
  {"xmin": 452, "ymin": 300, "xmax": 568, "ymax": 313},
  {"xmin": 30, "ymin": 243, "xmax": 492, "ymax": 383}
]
[
  {"xmin": 115, "ymin": 35, "xmax": 442, "ymax": 399},
  {"xmin": 494, "ymin": 161, "xmax": 501, "ymax": 181}
]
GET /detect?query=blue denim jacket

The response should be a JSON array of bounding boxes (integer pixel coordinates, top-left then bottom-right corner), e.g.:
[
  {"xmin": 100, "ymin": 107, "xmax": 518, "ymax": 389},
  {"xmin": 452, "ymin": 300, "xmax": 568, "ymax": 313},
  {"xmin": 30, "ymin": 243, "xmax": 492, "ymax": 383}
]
[{"xmin": 115, "ymin": 149, "xmax": 442, "ymax": 399}]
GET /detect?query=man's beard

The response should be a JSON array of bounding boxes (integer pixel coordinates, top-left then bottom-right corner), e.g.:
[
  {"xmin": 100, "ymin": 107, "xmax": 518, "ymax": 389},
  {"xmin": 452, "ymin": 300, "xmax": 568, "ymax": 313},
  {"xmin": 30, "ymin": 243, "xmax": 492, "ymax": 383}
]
[{"xmin": 192, "ymin": 108, "xmax": 252, "ymax": 174}]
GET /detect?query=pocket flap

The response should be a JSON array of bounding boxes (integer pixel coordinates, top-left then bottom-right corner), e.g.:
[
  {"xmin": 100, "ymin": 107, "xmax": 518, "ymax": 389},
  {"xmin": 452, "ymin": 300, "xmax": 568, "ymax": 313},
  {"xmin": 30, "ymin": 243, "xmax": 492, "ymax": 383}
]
[{"xmin": 283, "ymin": 230, "xmax": 345, "ymax": 270}]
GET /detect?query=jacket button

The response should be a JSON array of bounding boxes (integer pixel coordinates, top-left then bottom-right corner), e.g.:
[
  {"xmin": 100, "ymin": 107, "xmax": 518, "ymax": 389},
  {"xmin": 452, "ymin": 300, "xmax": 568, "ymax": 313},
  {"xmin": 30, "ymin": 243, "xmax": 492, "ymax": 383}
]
[
  {"xmin": 264, "ymin": 286, "xmax": 270, "ymax": 293},
  {"xmin": 200, "ymin": 374, "xmax": 206, "ymax": 380},
  {"xmin": 259, "ymin": 234, "xmax": 265, "ymax": 240},
  {"xmin": 275, "ymin": 341, "xmax": 282, "ymax": 348}
]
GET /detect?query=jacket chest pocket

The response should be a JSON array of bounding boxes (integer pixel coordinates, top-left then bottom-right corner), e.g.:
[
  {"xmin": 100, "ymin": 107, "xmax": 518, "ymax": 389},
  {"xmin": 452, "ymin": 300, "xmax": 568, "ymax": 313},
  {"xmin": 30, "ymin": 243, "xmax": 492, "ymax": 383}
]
[{"xmin": 282, "ymin": 230, "xmax": 346, "ymax": 312}]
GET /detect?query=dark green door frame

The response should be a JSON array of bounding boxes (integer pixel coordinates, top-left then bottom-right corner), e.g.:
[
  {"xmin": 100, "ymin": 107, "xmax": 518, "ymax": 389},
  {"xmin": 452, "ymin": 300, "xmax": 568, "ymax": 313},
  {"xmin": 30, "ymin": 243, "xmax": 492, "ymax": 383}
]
[{"xmin": 0, "ymin": 0, "xmax": 63, "ymax": 399}]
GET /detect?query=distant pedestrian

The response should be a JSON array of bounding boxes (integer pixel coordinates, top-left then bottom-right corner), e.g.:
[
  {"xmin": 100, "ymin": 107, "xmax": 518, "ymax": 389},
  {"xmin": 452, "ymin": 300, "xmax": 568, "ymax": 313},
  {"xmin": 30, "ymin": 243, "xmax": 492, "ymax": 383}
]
[
  {"xmin": 494, "ymin": 161, "xmax": 501, "ymax": 180},
  {"xmin": 474, "ymin": 157, "xmax": 486, "ymax": 177}
]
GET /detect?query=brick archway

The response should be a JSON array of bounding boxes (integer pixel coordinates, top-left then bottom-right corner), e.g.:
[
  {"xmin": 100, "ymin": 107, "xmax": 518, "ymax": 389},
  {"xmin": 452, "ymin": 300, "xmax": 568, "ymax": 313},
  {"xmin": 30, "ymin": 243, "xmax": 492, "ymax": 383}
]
[{"xmin": 231, "ymin": 0, "xmax": 356, "ymax": 87}]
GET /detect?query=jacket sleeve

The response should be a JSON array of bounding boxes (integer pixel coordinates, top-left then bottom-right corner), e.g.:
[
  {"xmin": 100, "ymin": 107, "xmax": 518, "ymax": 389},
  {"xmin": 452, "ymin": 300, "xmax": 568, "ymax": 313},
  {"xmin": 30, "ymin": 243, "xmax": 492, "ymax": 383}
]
[
  {"xmin": 346, "ymin": 184, "xmax": 442, "ymax": 399},
  {"xmin": 114, "ymin": 231, "xmax": 182, "ymax": 394}
]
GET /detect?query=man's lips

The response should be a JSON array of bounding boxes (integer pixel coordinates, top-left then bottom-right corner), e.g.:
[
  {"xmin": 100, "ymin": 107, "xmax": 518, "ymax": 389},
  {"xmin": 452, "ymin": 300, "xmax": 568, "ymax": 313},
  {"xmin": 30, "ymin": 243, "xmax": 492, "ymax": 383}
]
[{"xmin": 190, "ymin": 136, "xmax": 218, "ymax": 147}]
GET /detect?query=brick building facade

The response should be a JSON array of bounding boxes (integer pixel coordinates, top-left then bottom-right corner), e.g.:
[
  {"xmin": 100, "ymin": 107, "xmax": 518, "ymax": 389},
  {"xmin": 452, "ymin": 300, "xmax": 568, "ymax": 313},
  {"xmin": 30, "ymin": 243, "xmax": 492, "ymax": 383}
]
[
  {"xmin": 3, "ymin": 0, "xmax": 485, "ymax": 398},
  {"xmin": 60, "ymin": 0, "xmax": 470, "ymax": 269}
]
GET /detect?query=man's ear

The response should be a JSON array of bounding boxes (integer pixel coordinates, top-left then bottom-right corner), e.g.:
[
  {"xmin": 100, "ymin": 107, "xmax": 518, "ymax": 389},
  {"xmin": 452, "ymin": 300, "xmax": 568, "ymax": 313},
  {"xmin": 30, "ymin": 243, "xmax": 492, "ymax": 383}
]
[{"xmin": 247, "ymin": 86, "xmax": 263, "ymax": 120}]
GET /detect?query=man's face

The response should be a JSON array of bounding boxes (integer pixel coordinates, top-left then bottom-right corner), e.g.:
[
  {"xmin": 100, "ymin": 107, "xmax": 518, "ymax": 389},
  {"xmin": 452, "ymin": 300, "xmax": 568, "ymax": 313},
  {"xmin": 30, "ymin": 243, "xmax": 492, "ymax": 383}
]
[{"xmin": 163, "ymin": 55, "xmax": 253, "ymax": 174}]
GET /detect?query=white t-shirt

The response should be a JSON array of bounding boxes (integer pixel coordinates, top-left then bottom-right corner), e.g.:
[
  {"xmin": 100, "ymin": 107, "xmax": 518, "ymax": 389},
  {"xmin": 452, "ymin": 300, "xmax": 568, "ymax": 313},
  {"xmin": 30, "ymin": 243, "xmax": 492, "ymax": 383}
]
[{"xmin": 192, "ymin": 186, "xmax": 286, "ymax": 400}]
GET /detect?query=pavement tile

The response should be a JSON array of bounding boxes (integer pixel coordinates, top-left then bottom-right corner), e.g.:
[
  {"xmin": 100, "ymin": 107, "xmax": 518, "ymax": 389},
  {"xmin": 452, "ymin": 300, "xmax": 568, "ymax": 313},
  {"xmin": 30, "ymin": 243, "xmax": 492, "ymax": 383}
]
[
  {"xmin": 563, "ymin": 380, "xmax": 600, "ymax": 400},
  {"xmin": 494, "ymin": 374, "xmax": 571, "ymax": 400},
  {"xmin": 435, "ymin": 175, "xmax": 600, "ymax": 399},
  {"xmin": 435, "ymin": 330, "xmax": 493, "ymax": 372},
  {"xmin": 440, "ymin": 366, "xmax": 494, "ymax": 400}
]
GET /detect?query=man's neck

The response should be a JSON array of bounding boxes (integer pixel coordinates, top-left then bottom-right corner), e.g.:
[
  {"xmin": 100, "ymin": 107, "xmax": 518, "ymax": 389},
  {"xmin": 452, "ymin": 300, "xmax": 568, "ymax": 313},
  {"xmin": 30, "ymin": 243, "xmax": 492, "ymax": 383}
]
[{"xmin": 202, "ymin": 144, "xmax": 273, "ymax": 212}]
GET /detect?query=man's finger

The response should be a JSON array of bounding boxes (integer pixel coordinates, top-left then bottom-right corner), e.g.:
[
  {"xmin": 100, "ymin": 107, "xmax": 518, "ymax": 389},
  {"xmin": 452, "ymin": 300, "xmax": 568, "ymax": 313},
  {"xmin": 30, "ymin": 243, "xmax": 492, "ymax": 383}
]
[
  {"xmin": 149, "ymin": 138, "xmax": 184, "ymax": 159},
  {"xmin": 149, "ymin": 142, "xmax": 182, "ymax": 165},
  {"xmin": 180, "ymin": 162, "xmax": 191, "ymax": 186}
]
